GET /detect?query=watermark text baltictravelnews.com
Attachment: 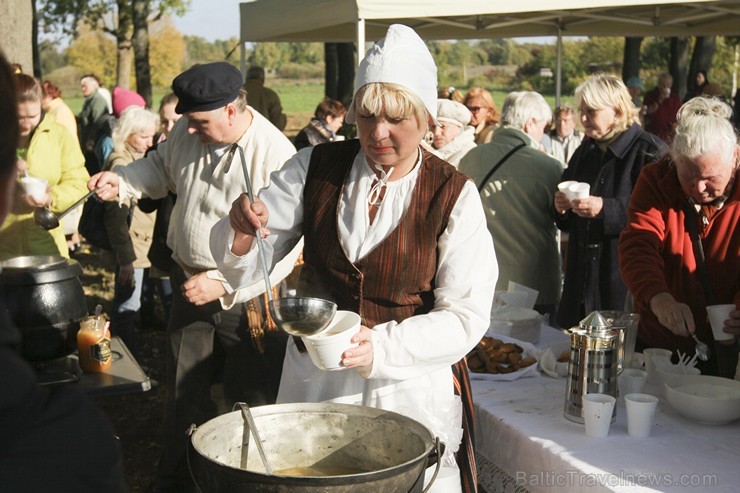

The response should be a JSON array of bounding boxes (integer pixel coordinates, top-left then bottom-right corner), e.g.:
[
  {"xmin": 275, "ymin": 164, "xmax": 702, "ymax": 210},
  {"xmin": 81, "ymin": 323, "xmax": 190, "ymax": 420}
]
[{"xmin": 516, "ymin": 470, "xmax": 718, "ymax": 488}]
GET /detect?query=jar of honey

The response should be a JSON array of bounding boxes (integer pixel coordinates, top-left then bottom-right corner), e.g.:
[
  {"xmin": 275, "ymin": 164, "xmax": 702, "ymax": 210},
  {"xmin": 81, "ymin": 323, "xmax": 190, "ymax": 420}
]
[{"xmin": 77, "ymin": 314, "xmax": 112, "ymax": 372}]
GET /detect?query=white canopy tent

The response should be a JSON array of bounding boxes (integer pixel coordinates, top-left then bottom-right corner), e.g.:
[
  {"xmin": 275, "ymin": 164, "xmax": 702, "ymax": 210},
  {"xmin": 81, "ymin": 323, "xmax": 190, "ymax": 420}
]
[{"xmin": 238, "ymin": 0, "xmax": 740, "ymax": 100}]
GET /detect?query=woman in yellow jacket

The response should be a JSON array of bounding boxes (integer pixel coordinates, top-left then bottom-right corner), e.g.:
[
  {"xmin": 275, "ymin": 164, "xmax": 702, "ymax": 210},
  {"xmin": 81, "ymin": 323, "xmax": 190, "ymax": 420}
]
[{"xmin": 0, "ymin": 74, "xmax": 89, "ymax": 260}]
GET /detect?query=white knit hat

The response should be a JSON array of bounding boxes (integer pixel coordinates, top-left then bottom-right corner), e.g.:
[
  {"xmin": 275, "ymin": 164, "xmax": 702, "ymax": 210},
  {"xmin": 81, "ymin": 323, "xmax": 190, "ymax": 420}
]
[
  {"xmin": 436, "ymin": 99, "xmax": 472, "ymax": 127},
  {"xmin": 345, "ymin": 24, "xmax": 438, "ymax": 124}
]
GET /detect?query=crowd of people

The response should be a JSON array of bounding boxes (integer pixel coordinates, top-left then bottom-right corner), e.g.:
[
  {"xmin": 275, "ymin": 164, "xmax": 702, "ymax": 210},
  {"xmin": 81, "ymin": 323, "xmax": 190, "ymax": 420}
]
[{"xmin": 1, "ymin": 23, "xmax": 739, "ymax": 493}]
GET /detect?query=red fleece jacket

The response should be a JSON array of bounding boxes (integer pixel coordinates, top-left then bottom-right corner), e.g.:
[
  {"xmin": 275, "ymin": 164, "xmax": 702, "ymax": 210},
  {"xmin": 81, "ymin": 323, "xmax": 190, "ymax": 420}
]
[{"xmin": 619, "ymin": 157, "xmax": 740, "ymax": 355}]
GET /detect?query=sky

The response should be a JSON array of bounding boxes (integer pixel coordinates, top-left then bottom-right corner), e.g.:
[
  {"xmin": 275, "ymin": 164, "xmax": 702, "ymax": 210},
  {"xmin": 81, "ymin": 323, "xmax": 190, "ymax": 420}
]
[{"xmin": 173, "ymin": 0, "xmax": 243, "ymax": 42}]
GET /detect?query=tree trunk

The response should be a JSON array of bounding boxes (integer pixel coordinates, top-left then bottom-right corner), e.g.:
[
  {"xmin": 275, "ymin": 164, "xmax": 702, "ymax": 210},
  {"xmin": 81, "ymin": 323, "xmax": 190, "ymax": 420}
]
[
  {"xmin": 622, "ymin": 37, "xmax": 643, "ymax": 81},
  {"xmin": 132, "ymin": 0, "xmax": 152, "ymax": 107},
  {"xmin": 688, "ymin": 36, "xmax": 717, "ymax": 91},
  {"xmin": 115, "ymin": 0, "xmax": 133, "ymax": 89},
  {"xmin": 337, "ymin": 42, "xmax": 355, "ymax": 108},
  {"xmin": 324, "ymin": 43, "xmax": 338, "ymax": 99},
  {"xmin": 669, "ymin": 37, "xmax": 690, "ymax": 99},
  {"xmin": 32, "ymin": 0, "xmax": 41, "ymax": 77},
  {"xmin": 0, "ymin": 0, "xmax": 33, "ymax": 74}
]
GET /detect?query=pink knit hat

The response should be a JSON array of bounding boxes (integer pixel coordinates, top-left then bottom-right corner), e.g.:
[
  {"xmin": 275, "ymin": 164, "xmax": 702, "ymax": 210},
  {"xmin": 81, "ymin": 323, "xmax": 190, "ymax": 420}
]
[{"xmin": 112, "ymin": 87, "xmax": 146, "ymax": 117}]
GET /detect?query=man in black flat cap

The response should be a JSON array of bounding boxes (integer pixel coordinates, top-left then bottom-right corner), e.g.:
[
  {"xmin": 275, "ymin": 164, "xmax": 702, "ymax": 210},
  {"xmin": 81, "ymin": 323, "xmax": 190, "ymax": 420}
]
[{"xmin": 89, "ymin": 61, "xmax": 300, "ymax": 492}]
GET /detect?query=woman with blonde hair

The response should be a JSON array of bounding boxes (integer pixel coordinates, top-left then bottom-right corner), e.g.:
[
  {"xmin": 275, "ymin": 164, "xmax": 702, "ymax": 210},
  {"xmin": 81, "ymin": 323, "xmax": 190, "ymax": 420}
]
[
  {"xmin": 104, "ymin": 105, "xmax": 160, "ymax": 355},
  {"xmin": 212, "ymin": 24, "xmax": 497, "ymax": 493},
  {"xmin": 553, "ymin": 73, "xmax": 668, "ymax": 328},
  {"xmin": 463, "ymin": 86, "xmax": 500, "ymax": 144}
]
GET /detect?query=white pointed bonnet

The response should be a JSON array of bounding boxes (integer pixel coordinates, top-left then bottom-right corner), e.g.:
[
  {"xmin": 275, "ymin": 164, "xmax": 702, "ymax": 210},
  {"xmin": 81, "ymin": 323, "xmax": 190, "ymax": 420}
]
[{"xmin": 345, "ymin": 24, "xmax": 438, "ymax": 124}]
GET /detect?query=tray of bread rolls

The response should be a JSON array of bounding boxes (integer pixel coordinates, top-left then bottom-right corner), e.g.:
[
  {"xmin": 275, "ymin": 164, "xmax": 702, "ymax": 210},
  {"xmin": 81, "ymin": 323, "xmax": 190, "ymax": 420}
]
[{"xmin": 466, "ymin": 333, "xmax": 539, "ymax": 381}]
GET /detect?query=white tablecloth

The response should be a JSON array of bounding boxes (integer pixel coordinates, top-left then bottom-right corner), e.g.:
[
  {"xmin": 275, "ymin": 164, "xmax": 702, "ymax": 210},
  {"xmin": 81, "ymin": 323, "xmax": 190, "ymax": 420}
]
[{"xmin": 473, "ymin": 327, "xmax": 740, "ymax": 493}]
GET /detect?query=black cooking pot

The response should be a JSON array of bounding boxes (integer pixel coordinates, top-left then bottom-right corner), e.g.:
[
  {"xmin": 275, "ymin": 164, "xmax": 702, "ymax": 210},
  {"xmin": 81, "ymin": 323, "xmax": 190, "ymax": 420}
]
[{"xmin": 0, "ymin": 255, "xmax": 88, "ymax": 361}]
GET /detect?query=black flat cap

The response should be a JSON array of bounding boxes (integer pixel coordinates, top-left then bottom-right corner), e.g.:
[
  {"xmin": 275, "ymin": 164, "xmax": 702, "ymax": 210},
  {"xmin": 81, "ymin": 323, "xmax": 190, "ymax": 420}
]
[{"xmin": 172, "ymin": 62, "xmax": 243, "ymax": 114}]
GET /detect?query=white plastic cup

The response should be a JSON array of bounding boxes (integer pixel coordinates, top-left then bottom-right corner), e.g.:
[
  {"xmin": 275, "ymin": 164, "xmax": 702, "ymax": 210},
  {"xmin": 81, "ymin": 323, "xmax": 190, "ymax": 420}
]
[
  {"xmin": 625, "ymin": 393, "xmax": 659, "ymax": 438},
  {"xmin": 301, "ymin": 311, "xmax": 361, "ymax": 371},
  {"xmin": 643, "ymin": 348, "xmax": 672, "ymax": 386},
  {"xmin": 618, "ymin": 369, "xmax": 647, "ymax": 400},
  {"xmin": 19, "ymin": 176, "xmax": 48, "ymax": 201},
  {"xmin": 558, "ymin": 180, "xmax": 578, "ymax": 200},
  {"xmin": 569, "ymin": 182, "xmax": 590, "ymax": 199},
  {"xmin": 706, "ymin": 304, "xmax": 735, "ymax": 342},
  {"xmin": 582, "ymin": 393, "xmax": 616, "ymax": 438}
]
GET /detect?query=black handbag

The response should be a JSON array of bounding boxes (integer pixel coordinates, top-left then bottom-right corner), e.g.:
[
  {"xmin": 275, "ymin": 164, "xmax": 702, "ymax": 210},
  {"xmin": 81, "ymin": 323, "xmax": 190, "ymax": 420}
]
[{"xmin": 79, "ymin": 196, "xmax": 131, "ymax": 251}]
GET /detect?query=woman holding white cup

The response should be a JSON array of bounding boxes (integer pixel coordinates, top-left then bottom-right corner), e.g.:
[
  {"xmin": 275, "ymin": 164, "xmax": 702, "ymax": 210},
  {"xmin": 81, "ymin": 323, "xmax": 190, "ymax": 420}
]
[
  {"xmin": 619, "ymin": 97, "xmax": 739, "ymax": 378},
  {"xmin": 0, "ymin": 74, "xmax": 89, "ymax": 260},
  {"xmin": 553, "ymin": 73, "xmax": 668, "ymax": 329},
  {"xmin": 212, "ymin": 25, "xmax": 497, "ymax": 492}
]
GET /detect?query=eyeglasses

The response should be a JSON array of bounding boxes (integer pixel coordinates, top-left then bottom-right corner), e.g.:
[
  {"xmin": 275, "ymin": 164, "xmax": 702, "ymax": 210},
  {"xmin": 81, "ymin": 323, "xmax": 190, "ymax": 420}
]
[{"xmin": 466, "ymin": 106, "xmax": 483, "ymax": 113}]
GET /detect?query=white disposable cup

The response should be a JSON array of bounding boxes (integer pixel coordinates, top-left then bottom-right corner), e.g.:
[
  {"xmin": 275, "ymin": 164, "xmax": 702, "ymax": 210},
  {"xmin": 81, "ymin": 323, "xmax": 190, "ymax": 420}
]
[
  {"xmin": 558, "ymin": 180, "xmax": 578, "ymax": 200},
  {"xmin": 643, "ymin": 348, "xmax": 672, "ymax": 385},
  {"xmin": 19, "ymin": 176, "xmax": 48, "ymax": 201},
  {"xmin": 301, "ymin": 311, "xmax": 360, "ymax": 371},
  {"xmin": 582, "ymin": 393, "xmax": 616, "ymax": 437},
  {"xmin": 619, "ymin": 369, "xmax": 648, "ymax": 400},
  {"xmin": 569, "ymin": 182, "xmax": 590, "ymax": 199},
  {"xmin": 707, "ymin": 304, "xmax": 735, "ymax": 342},
  {"xmin": 625, "ymin": 393, "xmax": 659, "ymax": 438}
]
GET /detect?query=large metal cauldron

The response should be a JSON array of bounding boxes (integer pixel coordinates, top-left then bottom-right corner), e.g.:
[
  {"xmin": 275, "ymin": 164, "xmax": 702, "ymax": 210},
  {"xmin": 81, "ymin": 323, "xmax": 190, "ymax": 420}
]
[
  {"xmin": 0, "ymin": 255, "xmax": 88, "ymax": 361},
  {"xmin": 189, "ymin": 402, "xmax": 443, "ymax": 493}
]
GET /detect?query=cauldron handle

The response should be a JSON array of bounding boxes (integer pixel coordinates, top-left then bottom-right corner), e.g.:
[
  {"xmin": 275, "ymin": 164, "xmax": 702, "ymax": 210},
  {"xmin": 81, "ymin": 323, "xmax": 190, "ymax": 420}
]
[
  {"xmin": 186, "ymin": 424, "xmax": 206, "ymax": 493},
  {"xmin": 421, "ymin": 437, "xmax": 445, "ymax": 493}
]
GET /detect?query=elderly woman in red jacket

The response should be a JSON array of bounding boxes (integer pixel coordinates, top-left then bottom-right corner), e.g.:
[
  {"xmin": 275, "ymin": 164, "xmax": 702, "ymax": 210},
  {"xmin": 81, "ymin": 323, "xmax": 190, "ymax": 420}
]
[{"xmin": 619, "ymin": 96, "xmax": 739, "ymax": 378}]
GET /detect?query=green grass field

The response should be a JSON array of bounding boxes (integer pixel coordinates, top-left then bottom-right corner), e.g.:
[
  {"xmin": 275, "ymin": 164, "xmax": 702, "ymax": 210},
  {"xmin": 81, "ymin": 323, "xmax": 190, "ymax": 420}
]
[{"xmin": 66, "ymin": 82, "xmax": 573, "ymax": 120}]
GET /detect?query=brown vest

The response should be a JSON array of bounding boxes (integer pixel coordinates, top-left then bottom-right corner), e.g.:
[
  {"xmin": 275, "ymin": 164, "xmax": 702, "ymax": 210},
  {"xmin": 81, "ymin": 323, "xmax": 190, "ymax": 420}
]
[{"xmin": 298, "ymin": 139, "xmax": 468, "ymax": 326}]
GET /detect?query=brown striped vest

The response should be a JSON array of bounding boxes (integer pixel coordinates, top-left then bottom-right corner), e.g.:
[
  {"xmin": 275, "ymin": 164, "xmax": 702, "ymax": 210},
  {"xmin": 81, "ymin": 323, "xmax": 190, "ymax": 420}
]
[{"xmin": 298, "ymin": 139, "xmax": 468, "ymax": 326}]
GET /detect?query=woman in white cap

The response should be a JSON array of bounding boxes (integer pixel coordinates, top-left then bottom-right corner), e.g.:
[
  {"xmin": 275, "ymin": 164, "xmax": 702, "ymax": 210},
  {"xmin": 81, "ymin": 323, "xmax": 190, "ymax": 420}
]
[
  {"xmin": 430, "ymin": 99, "xmax": 477, "ymax": 167},
  {"xmin": 211, "ymin": 24, "xmax": 497, "ymax": 493}
]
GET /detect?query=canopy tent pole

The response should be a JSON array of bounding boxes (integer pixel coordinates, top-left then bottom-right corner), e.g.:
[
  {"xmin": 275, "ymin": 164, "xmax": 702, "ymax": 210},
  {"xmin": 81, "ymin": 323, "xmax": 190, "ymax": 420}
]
[
  {"xmin": 357, "ymin": 18, "xmax": 365, "ymax": 67},
  {"xmin": 556, "ymin": 26, "xmax": 563, "ymax": 107},
  {"xmin": 240, "ymin": 42, "xmax": 247, "ymax": 80}
]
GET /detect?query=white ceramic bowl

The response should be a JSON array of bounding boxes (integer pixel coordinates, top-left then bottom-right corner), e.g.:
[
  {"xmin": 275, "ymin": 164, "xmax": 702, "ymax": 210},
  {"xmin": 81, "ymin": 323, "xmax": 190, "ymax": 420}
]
[{"xmin": 665, "ymin": 374, "xmax": 740, "ymax": 425}]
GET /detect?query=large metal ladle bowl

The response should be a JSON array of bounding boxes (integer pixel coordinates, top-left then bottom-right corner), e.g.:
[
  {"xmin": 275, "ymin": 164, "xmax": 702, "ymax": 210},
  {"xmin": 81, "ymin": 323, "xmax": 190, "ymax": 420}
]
[
  {"xmin": 232, "ymin": 144, "xmax": 336, "ymax": 337},
  {"xmin": 34, "ymin": 188, "xmax": 98, "ymax": 230}
]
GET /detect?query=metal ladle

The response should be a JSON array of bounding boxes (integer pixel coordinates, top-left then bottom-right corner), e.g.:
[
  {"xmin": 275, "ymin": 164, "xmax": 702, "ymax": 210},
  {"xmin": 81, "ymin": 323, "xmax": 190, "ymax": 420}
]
[
  {"xmin": 34, "ymin": 188, "xmax": 98, "ymax": 230},
  {"xmin": 231, "ymin": 144, "xmax": 336, "ymax": 337},
  {"xmin": 237, "ymin": 402, "xmax": 273, "ymax": 474}
]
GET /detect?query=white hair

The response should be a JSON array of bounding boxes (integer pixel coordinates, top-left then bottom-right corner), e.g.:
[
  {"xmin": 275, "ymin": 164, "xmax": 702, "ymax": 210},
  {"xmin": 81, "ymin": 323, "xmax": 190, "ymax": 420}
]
[
  {"xmin": 672, "ymin": 96, "xmax": 737, "ymax": 163},
  {"xmin": 500, "ymin": 91, "xmax": 552, "ymax": 130},
  {"xmin": 112, "ymin": 106, "xmax": 160, "ymax": 153}
]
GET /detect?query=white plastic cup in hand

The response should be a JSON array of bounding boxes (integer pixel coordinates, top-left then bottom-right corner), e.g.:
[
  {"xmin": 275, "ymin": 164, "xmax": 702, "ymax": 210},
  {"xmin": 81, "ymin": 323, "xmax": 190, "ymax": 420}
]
[
  {"xmin": 558, "ymin": 180, "xmax": 578, "ymax": 200},
  {"xmin": 19, "ymin": 176, "xmax": 48, "ymax": 201},
  {"xmin": 582, "ymin": 393, "xmax": 616, "ymax": 437},
  {"xmin": 569, "ymin": 182, "xmax": 590, "ymax": 200},
  {"xmin": 625, "ymin": 393, "xmax": 659, "ymax": 438},
  {"xmin": 643, "ymin": 348, "xmax": 672, "ymax": 385},
  {"xmin": 619, "ymin": 369, "xmax": 647, "ymax": 400},
  {"xmin": 301, "ymin": 311, "xmax": 361, "ymax": 371},
  {"xmin": 706, "ymin": 304, "xmax": 735, "ymax": 342}
]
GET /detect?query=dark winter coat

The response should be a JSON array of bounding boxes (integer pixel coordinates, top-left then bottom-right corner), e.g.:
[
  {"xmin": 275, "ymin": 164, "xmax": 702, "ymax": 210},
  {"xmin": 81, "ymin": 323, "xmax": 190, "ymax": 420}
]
[{"xmin": 555, "ymin": 123, "xmax": 667, "ymax": 328}]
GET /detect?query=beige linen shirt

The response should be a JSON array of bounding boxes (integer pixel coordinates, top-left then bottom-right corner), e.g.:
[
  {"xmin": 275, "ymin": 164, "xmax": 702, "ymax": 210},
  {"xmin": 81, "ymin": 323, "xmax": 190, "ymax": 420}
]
[{"xmin": 115, "ymin": 106, "xmax": 301, "ymax": 308}]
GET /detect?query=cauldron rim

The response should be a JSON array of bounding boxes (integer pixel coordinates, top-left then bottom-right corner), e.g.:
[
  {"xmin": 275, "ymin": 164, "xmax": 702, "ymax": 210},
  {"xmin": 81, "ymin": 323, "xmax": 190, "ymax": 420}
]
[{"xmin": 189, "ymin": 402, "xmax": 441, "ymax": 491}]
